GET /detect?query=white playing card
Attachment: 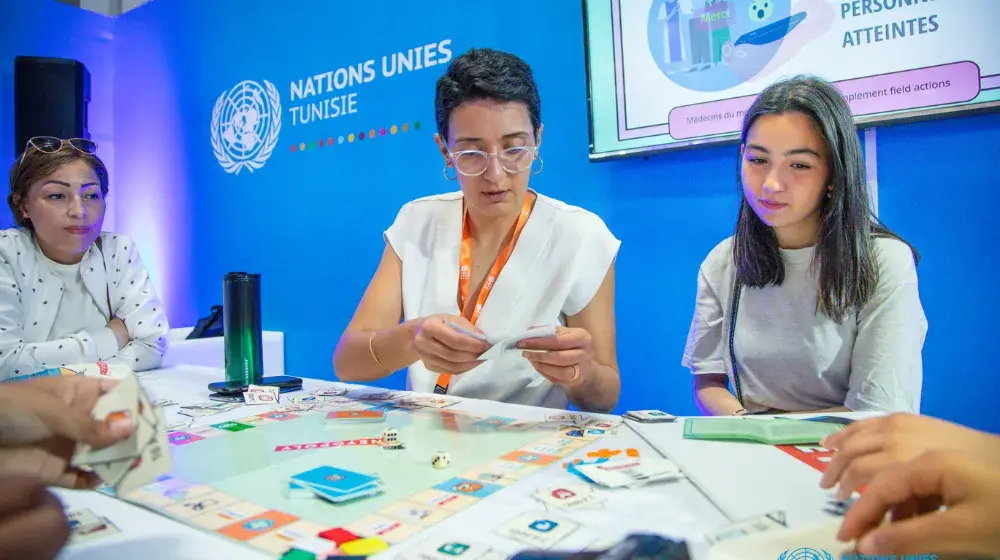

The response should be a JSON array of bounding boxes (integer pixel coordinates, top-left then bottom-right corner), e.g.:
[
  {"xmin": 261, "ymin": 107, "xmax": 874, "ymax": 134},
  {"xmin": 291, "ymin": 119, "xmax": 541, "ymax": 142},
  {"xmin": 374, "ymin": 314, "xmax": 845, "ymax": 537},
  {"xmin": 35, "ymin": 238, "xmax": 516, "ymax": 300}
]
[
  {"xmin": 166, "ymin": 420, "xmax": 191, "ymax": 432},
  {"xmin": 243, "ymin": 389, "xmax": 278, "ymax": 405},
  {"xmin": 544, "ymin": 412, "xmax": 581, "ymax": 424},
  {"xmin": 575, "ymin": 458, "xmax": 683, "ymax": 488},
  {"xmin": 313, "ymin": 387, "xmax": 348, "ymax": 397},
  {"xmin": 66, "ymin": 508, "xmax": 103, "ymax": 532},
  {"xmin": 71, "ymin": 374, "xmax": 141, "ymax": 466},
  {"xmin": 624, "ymin": 410, "xmax": 677, "ymax": 423},
  {"xmin": 477, "ymin": 326, "xmax": 557, "ymax": 361},
  {"xmin": 494, "ymin": 511, "xmax": 578, "ymax": 549},
  {"xmin": 68, "ymin": 515, "xmax": 120, "ymax": 543},
  {"xmin": 177, "ymin": 407, "xmax": 223, "ymax": 418},
  {"xmin": 115, "ymin": 405, "xmax": 172, "ymax": 496},
  {"xmin": 446, "ymin": 322, "xmax": 489, "ymax": 341}
]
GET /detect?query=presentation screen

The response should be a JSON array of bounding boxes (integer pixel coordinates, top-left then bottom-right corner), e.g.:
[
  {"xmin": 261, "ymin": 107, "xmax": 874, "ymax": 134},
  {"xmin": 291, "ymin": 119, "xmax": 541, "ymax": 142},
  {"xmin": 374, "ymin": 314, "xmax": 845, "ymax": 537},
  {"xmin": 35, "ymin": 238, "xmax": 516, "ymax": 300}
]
[{"xmin": 583, "ymin": 0, "xmax": 1000, "ymax": 160}]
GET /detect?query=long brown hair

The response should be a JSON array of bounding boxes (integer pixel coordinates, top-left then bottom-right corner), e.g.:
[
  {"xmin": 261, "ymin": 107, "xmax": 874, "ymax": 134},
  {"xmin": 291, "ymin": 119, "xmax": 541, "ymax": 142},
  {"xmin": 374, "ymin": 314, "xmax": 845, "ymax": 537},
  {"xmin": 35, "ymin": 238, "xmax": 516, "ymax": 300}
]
[{"xmin": 7, "ymin": 148, "xmax": 109, "ymax": 230}]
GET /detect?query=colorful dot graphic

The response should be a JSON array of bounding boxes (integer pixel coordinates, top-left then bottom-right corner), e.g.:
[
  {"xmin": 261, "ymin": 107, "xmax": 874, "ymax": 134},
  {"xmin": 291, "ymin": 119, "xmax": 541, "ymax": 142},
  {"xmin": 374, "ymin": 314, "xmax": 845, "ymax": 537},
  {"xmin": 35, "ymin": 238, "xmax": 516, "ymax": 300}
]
[{"xmin": 289, "ymin": 121, "xmax": 422, "ymax": 153}]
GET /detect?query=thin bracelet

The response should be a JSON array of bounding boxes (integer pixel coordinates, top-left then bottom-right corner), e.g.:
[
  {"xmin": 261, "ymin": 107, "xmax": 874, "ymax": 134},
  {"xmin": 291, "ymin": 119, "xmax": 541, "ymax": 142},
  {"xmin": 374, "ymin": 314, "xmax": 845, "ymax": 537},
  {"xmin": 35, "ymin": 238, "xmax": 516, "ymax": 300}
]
[{"xmin": 369, "ymin": 332, "xmax": 392, "ymax": 374}]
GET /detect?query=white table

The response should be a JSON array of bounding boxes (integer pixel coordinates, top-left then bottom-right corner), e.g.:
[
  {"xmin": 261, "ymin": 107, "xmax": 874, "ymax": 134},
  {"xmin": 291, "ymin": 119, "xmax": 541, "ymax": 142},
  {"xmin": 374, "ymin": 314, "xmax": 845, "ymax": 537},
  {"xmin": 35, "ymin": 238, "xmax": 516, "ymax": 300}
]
[
  {"xmin": 626, "ymin": 413, "xmax": 880, "ymax": 530},
  {"xmin": 55, "ymin": 365, "xmax": 844, "ymax": 560}
]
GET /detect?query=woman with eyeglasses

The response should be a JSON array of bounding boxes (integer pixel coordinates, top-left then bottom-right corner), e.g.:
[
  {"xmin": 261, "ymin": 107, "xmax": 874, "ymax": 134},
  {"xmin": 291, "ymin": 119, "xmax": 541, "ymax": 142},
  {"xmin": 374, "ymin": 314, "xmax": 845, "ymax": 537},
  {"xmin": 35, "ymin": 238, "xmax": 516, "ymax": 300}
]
[
  {"xmin": 334, "ymin": 48, "xmax": 621, "ymax": 412},
  {"xmin": 0, "ymin": 138, "xmax": 169, "ymax": 381},
  {"xmin": 682, "ymin": 76, "xmax": 926, "ymax": 416}
]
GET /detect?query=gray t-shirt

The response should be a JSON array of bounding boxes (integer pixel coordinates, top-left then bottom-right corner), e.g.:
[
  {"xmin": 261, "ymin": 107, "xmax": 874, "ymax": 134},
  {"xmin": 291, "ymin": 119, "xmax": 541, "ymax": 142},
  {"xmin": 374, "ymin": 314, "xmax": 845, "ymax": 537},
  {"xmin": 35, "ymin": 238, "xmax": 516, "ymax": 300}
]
[{"xmin": 682, "ymin": 237, "xmax": 926, "ymax": 413}]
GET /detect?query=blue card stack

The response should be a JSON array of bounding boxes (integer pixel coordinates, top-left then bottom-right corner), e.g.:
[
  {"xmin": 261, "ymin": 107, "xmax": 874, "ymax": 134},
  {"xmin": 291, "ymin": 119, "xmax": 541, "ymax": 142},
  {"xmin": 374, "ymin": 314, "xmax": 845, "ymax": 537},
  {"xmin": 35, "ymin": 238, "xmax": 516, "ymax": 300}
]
[{"xmin": 287, "ymin": 466, "xmax": 383, "ymax": 503}]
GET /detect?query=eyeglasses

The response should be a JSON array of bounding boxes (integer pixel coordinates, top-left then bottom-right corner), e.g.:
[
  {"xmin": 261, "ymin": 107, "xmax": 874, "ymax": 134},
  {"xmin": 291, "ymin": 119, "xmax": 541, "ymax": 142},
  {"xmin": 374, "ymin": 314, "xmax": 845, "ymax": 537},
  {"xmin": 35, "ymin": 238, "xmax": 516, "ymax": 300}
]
[
  {"xmin": 19, "ymin": 136, "xmax": 98, "ymax": 165},
  {"xmin": 448, "ymin": 146, "xmax": 537, "ymax": 176}
]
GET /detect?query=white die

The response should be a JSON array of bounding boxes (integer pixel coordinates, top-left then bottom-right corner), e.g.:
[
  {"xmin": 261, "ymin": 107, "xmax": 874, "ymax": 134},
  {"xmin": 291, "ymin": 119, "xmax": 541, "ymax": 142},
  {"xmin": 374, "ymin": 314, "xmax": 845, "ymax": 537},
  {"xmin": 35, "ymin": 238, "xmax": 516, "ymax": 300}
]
[{"xmin": 431, "ymin": 452, "xmax": 450, "ymax": 469}]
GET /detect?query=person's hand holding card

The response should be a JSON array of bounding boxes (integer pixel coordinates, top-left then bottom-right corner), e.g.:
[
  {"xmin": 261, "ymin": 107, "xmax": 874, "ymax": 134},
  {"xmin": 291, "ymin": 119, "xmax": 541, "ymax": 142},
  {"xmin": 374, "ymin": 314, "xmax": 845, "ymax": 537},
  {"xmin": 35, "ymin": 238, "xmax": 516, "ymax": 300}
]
[
  {"xmin": 413, "ymin": 314, "xmax": 490, "ymax": 374},
  {"xmin": 0, "ymin": 377, "xmax": 135, "ymax": 488},
  {"xmin": 517, "ymin": 325, "xmax": 594, "ymax": 388}
]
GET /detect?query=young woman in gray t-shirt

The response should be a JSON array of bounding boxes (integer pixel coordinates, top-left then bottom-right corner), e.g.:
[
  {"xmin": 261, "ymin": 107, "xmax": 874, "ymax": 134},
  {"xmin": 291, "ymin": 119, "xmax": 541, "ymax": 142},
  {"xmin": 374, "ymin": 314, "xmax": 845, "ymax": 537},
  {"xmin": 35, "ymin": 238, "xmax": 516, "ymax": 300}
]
[{"xmin": 682, "ymin": 76, "xmax": 926, "ymax": 416}]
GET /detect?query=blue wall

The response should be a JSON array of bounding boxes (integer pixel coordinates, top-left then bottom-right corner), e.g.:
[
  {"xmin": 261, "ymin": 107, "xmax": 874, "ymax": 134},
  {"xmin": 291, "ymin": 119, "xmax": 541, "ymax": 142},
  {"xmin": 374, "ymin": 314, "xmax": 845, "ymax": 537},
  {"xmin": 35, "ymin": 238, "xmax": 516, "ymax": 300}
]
[
  {"xmin": 9, "ymin": 0, "xmax": 996, "ymax": 432},
  {"xmin": 0, "ymin": 1, "xmax": 114, "ymax": 231}
]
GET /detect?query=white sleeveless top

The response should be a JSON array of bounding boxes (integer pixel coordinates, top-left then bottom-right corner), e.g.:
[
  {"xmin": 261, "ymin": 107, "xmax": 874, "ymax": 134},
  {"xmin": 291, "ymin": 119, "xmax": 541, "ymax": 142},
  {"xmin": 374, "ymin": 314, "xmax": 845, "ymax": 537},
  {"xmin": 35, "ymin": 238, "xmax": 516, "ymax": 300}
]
[{"xmin": 384, "ymin": 190, "xmax": 621, "ymax": 409}]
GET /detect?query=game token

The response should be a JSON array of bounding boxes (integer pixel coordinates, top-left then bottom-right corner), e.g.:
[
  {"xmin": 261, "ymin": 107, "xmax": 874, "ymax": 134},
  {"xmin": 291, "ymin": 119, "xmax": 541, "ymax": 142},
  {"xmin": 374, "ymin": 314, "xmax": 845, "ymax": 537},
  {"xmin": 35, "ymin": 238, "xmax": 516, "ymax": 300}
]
[
  {"xmin": 432, "ymin": 452, "xmax": 451, "ymax": 469},
  {"xmin": 318, "ymin": 527, "xmax": 361, "ymax": 545},
  {"xmin": 340, "ymin": 536, "xmax": 389, "ymax": 555},
  {"xmin": 381, "ymin": 428, "xmax": 404, "ymax": 450}
]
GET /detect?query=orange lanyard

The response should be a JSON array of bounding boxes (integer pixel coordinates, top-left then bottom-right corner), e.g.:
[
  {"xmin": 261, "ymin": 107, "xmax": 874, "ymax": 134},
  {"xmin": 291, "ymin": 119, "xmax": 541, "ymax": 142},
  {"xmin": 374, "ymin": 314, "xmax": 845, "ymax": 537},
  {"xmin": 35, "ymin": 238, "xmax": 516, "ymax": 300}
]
[{"xmin": 433, "ymin": 193, "xmax": 534, "ymax": 394}]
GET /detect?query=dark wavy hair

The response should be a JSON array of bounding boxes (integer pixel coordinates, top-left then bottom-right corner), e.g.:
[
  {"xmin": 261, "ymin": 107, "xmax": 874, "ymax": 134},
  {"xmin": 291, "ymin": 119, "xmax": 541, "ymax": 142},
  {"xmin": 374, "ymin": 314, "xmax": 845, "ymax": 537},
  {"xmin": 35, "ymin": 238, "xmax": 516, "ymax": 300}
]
[
  {"xmin": 434, "ymin": 48, "xmax": 541, "ymax": 142},
  {"xmin": 733, "ymin": 75, "xmax": 918, "ymax": 322}
]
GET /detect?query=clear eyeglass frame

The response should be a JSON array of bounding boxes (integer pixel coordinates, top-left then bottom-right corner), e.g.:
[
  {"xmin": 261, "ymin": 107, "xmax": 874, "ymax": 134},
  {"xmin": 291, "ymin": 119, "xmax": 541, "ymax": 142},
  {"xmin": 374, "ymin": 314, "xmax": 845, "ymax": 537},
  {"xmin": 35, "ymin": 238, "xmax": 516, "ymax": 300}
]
[{"xmin": 448, "ymin": 146, "xmax": 537, "ymax": 176}]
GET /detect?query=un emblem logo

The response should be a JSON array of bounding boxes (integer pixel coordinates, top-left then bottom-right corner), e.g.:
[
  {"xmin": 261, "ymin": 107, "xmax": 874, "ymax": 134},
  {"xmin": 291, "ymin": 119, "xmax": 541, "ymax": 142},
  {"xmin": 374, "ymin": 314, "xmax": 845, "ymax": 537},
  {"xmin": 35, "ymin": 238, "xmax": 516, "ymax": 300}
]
[
  {"xmin": 778, "ymin": 548, "xmax": 833, "ymax": 560},
  {"xmin": 210, "ymin": 79, "xmax": 282, "ymax": 174}
]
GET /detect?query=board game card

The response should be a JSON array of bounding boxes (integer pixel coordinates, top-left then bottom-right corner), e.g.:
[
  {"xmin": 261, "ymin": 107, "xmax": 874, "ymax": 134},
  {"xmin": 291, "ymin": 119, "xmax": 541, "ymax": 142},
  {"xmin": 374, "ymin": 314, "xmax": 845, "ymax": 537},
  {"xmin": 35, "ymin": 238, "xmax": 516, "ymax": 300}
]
[
  {"xmin": 313, "ymin": 387, "xmax": 349, "ymax": 397},
  {"xmin": 400, "ymin": 395, "xmax": 458, "ymax": 408},
  {"xmin": 533, "ymin": 484, "xmax": 602, "ymax": 510},
  {"xmin": 68, "ymin": 514, "xmax": 120, "ymax": 544},
  {"xmin": 291, "ymin": 466, "xmax": 379, "ymax": 495},
  {"xmin": 477, "ymin": 326, "xmax": 556, "ymax": 361},
  {"xmin": 244, "ymin": 385, "xmax": 279, "ymax": 405},
  {"xmin": 494, "ymin": 511, "xmax": 579, "ymax": 549},
  {"xmin": 349, "ymin": 389, "xmax": 399, "ymax": 401},
  {"xmin": 115, "ymin": 403, "xmax": 172, "ymax": 496},
  {"xmin": 574, "ymin": 458, "xmax": 683, "ymax": 488},
  {"xmin": 624, "ymin": 410, "xmax": 677, "ymax": 423},
  {"xmin": 71, "ymin": 374, "xmax": 141, "ymax": 465},
  {"xmin": 66, "ymin": 508, "xmax": 103, "ymax": 532},
  {"xmin": 308, "ymin": 483, "xmax": 382, "ymax": 503},
  {"xmin": 286, "ymin": 480, "xmax": 315, "ymax": 499},
  {"xmin": 544, "ymin": 412, "xmax": 580, "ymax": 424},
  {"xmin": 411, "ymin": 538, "xmax": 495, "ymax": 560},
  {"xmin": 683, "ymin": 417, "xmax": 845, "ymax": 445}
]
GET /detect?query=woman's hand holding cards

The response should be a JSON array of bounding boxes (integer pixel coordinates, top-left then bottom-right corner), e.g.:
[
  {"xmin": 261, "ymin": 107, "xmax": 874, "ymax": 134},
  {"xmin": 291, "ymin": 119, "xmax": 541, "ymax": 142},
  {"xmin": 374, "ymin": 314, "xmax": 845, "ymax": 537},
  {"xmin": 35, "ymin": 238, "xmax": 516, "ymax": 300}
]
[
  {"xmin": 413, "ymin": 314, "xmax": 490, "ymax": 374},
  {"xmin": 518, "ymin": 326, "xmax": 594, "ymax": 388},
  {"xmin": 0, "ymin": 377, "xmax": 135, "ymax": 488}
]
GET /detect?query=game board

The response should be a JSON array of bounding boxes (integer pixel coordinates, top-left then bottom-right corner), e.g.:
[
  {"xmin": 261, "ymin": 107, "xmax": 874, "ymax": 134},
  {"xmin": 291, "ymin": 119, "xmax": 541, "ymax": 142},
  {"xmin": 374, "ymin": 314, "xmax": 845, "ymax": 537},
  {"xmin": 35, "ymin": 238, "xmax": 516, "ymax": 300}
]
[{"xmin": 120, "ymin": 391, "xmax": 613, "ymax": 557}]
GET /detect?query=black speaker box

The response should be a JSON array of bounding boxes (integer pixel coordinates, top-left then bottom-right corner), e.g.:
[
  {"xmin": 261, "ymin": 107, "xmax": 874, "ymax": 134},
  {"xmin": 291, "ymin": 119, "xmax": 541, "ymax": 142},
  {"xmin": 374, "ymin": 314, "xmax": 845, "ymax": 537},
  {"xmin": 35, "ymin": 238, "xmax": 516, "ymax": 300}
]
[{"xmin": 13, "ymin": 56, "xmax": 90, "ymax": 157}]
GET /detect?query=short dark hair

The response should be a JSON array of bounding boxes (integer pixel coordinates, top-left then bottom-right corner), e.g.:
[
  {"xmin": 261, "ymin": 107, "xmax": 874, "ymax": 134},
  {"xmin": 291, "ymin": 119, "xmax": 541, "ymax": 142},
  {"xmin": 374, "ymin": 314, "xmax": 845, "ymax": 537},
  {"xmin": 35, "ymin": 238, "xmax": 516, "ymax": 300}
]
[
  {"xmin": 7, "ymin": 148, "xmax": 110, "ymax": 230},
  {"xmin": 733, "ymin": 75, "xmax": 918, "ymax": 322},
  {"xmin": 434, "ymin": 48, "xmax": 542, "ymax": 142}
]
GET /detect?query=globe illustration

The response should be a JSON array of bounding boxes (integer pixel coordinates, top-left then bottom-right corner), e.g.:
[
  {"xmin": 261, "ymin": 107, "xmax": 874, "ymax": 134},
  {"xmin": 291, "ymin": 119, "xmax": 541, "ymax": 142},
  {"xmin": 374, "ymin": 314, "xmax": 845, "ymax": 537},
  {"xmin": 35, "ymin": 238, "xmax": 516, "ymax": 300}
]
[
  {"xmin": 647, "ymin": 0, "xmax": 792, "ymax": 91},
  {"xmin": 778, "ymin": 548, "xmax": 834, "ymax": 560},
  {"xmin": 217, "ymin": 81, "xmax": 275, "ymax": 160}
]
